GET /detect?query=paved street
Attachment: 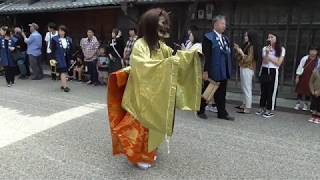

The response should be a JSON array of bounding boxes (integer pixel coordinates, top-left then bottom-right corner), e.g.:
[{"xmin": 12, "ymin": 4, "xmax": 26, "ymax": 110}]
[{"xmin": 0, "ymin": 77, "xmax": 320, "ymax": 179}]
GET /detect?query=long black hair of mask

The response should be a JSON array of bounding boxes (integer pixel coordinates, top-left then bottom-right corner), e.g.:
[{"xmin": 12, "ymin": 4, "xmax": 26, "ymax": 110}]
[{"xmin": 138, "ymin": 8, "xmax": 171, "ymax": 51}]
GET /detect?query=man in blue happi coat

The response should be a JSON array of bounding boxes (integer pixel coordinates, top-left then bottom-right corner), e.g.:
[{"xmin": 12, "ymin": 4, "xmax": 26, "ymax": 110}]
[{"xmin": 197, "ymin": 15, "xmax": 235, "ymax": 121}]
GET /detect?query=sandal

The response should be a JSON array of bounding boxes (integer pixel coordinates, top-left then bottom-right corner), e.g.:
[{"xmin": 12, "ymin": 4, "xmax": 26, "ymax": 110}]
[
  {"xmin": 237, "ymin": 109, "xmax": 251, "ymax": 114},
  {"xmin": 235, "ymin": 105, "xmax": 244, "ymax": 109}
]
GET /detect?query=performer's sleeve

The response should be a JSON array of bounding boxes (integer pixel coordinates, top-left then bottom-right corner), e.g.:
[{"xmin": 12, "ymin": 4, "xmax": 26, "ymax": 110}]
[
  {"xmin": 124, "ymin": 41, "xmax": 178, "ymax": 131},
  {"xmin": 123, "ymin": 41, "xmax": 179, "ymax": 152},
  {"xmin": 203, "ymin": 36, "xmax": 211, "ymax": 72},
  {"xmin": 175, "ymin": 50, "xmax": 202, "ymax": 111}
]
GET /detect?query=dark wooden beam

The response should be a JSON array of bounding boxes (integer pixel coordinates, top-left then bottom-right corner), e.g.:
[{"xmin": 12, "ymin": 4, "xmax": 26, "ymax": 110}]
[
  {"xmin": 28, "ymin": 0, "xmax": 40, "ymax": 5},
  {"xmin": 181, "ymin": 0, "xmax": 201, "ymax": 41}
]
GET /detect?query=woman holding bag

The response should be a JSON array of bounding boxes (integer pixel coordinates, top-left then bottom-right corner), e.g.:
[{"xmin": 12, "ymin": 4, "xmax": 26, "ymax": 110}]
[{"xmin": 294, "ymin": 46, "xmax": 319, "ymax": 111}]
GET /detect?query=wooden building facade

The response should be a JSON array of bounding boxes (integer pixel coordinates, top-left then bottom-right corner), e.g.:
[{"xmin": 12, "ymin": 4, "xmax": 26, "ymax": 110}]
[
  {"xmin": 186, "ymin": 0, "xmax": 320, "ymax": 94},
  {"xmin": 0, "ymin": 0, "xmax": 319, "ymax": 93}
]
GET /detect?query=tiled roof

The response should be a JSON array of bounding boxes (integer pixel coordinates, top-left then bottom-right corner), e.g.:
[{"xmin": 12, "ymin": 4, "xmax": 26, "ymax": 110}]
[{"xmin": 0, "ymin": 0, "xmax": 192, "ymax": 14}]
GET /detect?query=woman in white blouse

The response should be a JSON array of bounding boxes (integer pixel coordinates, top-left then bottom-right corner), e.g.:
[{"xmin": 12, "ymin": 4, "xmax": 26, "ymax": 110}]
[{"xmin": 256, "ymin": 33, "xmax": 285, "ymax": 118}]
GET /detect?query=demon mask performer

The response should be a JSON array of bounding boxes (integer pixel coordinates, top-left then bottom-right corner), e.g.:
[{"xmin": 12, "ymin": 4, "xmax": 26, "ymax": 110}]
[{"xmin": 107, "ymin": 8, "xmax": 202, "ymax": 170}]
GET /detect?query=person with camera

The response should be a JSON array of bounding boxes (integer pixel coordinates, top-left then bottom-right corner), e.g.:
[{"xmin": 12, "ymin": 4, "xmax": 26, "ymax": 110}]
[
  {"xmin": 234, "ymin": 31, "xmax": 259, "ymax": 114},
  {"xmin": 256, "ymin": 33, "xmax": 285, "ymax": 118}
]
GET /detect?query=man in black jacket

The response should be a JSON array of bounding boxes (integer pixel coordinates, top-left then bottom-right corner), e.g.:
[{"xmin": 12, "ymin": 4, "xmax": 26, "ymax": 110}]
[{"xmin": 13, "ymin": 27, "xmax": 28, "ymax": 79}]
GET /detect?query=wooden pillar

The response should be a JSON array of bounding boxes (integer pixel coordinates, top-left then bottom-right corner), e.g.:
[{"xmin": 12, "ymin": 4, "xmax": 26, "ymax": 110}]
[
  {"xmin": 178, "ymin": 9, "xmax": 182, "ymax": 42},
  {"xmin": 291, "ymin": 7, "xmax": 301, "ymax": 83},
  {"xmin": 280, "ymin": 2, "xmax": 292, "ymax": 90},
  {"xmin": 181, "ymin": 0, "xmax": 200, "ymax": 41},
  {"xmin": 13, "ymin": 15, "xmax": 17, "ymax": 26},
  {"xmin": 230, "ymin": 0, "xmax": 239, "ymax": 85}
]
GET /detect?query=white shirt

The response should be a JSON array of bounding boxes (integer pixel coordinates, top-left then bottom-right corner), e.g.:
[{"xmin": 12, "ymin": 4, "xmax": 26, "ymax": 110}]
[
  {"xmin": 60, "ymin": 38, "xmax": 67, "ymax": 49},
  {"xmin": 214, "ymin": 30, "xmax": 224, "ymax": 46},
  {"xmin": 262, "ymin": 46, "xmax": 286, "ymax": 69},
  {"xmin": 45, "ymin": 31, "xmax": 58, "ymax": 53},
  {"xmin": 183, "ymin": 40, "xmax": 193, "ymax": 50},
  {"xmin": 296, "ymin": 55, "xmax": 309, "ymax": 75}
]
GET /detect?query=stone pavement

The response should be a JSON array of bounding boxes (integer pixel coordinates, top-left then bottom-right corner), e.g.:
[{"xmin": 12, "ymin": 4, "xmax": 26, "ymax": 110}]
[{"xmin": 0, "ymin": 77, "xmax": 319, "ymax": 179}]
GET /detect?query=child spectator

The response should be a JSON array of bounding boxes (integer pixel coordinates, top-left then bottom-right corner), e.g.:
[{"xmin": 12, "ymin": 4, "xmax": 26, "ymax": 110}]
[
  {"xmin": 73, "ymin": 54, "xmax": 84, "ymax": 81},
  {"xmin": 295, "ymin": 46, "xmax": 319, "ymax": 111},
  {"xmin": 97, "ymin": 46, "xmax": 110, "ymax": 85}
]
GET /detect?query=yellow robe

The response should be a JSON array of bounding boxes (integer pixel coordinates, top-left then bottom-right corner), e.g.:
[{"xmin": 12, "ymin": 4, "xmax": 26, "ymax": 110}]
[{"xmin": 121, "ymin": 38, "xmax": 202, "ymax": 152}]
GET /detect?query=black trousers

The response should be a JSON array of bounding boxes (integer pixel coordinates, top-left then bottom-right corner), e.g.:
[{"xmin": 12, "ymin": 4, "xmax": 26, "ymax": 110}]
[
  {"xmin": 199, "ymin": 80, "xmax": 228, "ymax": 118},
  {"xmin": 109, "ymin": 58, "xmax": 123, "ymax": 73},
  {"xmin": 86, "ymin": 60, "xmax": 99, "ymax": 83},
  {"xmin": 4, "ymin": 66, "xmax": 15, "ymax": 84},
  {"xmin": 259, "ymin": 67, "xmax": 279, "ymax": 110}
]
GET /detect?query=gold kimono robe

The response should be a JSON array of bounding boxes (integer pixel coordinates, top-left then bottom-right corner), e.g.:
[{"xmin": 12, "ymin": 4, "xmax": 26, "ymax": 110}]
[{"xmin": 107, "ymin": 38, "xmax": 201, "ymax": 164}]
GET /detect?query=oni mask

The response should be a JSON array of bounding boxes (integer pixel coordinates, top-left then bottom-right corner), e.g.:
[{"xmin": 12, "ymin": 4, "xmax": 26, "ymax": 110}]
[{"xmin": 158, "ymin": 12, "xmax": 170, "ymax": 39}]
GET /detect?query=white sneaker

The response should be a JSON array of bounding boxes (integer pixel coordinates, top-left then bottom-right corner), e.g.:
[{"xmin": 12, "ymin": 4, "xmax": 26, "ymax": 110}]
[
  {"xmin": 206, "ymin": 106, "xmax": 218, "ymax": 113},
  {"xmin": 314, "ymin": 118, "xmax": 320, "ymax": 124},
  {"xmin": 136, "ymin": 162, "xmax": 152, "ymax": 170},
  {"xmin": 302, "ymin": 104, "xmax": 309, "ymax": 111},
  {"xmin": 294, "ymin": 103, "xmax": 300, "ymax": 110},
  {"xmin": 308, "ymin": 118, "xmax": 315, "ymax": 123}
]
